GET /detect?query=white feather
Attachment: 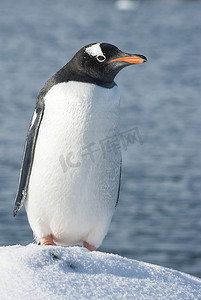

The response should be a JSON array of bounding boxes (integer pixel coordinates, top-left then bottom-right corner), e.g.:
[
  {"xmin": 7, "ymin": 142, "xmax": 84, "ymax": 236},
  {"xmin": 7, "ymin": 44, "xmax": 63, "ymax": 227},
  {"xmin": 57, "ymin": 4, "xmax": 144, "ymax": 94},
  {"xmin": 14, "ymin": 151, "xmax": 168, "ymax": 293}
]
[
  {"xmin": 30, "ymin": 110, "xmax": 37, "ymax": 126},
  {"xmin": 26, "ymin": 81, "xmax": 121, "ymax": 248},
  {"xmin": 85, "ymin": 43, "xmax": 104, "ymax": 57}
]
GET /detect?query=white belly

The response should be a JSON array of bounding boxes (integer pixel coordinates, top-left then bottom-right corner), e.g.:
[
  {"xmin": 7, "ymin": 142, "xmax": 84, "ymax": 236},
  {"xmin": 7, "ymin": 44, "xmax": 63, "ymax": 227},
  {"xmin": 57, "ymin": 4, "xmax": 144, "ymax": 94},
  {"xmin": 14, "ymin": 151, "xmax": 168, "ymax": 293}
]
[{"xmin": 26, "ymin": 81, "xmax": 121, "ymax": 248}]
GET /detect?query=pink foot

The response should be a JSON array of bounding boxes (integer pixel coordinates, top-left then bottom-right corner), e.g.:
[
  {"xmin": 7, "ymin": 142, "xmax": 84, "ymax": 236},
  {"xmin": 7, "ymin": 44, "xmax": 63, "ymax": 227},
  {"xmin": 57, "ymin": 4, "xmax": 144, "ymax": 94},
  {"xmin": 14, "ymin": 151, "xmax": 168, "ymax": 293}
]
[
  {"xmin": 41, "ymin": 235, "xmax": 56, "ymax": 246},
  {"xmin": 83, "ymin": 241, "xmax": 96, "ymax": 251}
]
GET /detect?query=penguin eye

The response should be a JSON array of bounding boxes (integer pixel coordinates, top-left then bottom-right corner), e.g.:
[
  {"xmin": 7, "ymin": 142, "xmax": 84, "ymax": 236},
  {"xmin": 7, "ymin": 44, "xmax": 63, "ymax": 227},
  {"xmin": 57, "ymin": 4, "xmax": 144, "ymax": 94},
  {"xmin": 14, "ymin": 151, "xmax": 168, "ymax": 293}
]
[{"xmin": 97, "ymin": 55, "xmax": 106, "ymax": 62}]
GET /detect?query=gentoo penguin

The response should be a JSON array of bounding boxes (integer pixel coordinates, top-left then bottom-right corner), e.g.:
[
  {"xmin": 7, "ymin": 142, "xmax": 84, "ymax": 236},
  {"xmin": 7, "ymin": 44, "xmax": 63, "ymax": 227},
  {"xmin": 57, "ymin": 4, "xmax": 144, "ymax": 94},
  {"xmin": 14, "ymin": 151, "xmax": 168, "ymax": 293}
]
[{"xmin": 14, "ymin": 43, "xmax": 147, "ymax": 251}]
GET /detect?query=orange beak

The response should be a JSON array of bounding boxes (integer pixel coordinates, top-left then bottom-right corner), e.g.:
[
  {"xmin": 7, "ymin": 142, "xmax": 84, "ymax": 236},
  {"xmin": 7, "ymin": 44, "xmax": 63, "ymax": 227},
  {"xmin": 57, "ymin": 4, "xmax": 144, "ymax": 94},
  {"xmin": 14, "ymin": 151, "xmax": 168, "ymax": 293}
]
[{"xmin": 109, "ymin": 55, "xmax": 147, "ymax": 64}]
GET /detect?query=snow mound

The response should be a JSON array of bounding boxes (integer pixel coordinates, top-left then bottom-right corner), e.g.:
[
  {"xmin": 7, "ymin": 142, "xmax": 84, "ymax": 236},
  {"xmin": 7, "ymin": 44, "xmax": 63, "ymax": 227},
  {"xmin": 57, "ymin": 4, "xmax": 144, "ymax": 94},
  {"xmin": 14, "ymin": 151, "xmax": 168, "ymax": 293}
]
[{"xmin": 0, "ymin": 245, "xmax": 201, "ymax": 299}]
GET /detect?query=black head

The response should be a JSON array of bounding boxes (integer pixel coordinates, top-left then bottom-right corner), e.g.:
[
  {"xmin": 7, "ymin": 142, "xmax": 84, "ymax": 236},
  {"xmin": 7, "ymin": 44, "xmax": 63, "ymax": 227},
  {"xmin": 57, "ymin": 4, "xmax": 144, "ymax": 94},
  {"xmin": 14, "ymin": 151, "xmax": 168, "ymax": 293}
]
[{"xmin": 67, "ymin": 42, "xmax": 147, "ymax": 86}]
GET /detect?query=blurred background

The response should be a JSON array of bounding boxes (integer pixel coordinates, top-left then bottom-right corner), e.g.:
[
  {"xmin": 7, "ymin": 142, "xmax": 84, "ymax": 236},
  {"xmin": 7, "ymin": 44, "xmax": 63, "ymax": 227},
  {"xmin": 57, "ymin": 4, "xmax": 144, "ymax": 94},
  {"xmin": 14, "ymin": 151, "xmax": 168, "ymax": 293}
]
[{"xmin": 0, "ymin": 0, "xmax": 201, "ymax": 278}]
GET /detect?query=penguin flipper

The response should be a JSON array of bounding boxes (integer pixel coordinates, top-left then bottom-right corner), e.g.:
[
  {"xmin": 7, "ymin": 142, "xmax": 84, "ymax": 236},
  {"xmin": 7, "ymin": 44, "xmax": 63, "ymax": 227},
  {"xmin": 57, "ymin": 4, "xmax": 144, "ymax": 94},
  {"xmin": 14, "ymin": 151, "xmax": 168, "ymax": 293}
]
[
  {"xmin": 13, "ymin": 99, "xmax": 44, "ymax": 216},
  {"xmin": 115, "ymin": 160, "xmax": 122, "ymax": 207}
]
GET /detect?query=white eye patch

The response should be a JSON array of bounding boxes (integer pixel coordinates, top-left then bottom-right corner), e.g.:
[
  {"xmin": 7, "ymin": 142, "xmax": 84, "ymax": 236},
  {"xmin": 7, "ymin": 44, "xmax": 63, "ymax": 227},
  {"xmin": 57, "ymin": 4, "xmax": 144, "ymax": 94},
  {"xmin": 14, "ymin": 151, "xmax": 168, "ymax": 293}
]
[{"xmin": 85, "ymin": 43, "xmax": 105, "ymax": 58}]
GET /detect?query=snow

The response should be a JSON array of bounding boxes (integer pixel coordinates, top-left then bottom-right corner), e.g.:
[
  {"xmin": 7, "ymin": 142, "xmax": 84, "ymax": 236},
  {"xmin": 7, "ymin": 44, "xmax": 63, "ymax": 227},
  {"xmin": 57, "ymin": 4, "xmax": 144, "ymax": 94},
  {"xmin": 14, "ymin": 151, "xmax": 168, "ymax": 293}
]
[{"xmin": 0, "ymin": 245, "xmax": 201, "ymax": 299}]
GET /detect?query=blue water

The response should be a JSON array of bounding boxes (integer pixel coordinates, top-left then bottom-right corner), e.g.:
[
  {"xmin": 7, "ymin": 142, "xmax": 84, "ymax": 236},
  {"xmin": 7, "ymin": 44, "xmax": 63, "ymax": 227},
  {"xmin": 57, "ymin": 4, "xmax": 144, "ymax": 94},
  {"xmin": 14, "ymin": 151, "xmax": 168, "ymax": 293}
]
[{"xmin": 0, "ymin": 0, "xmax": 201, "ymax": 278}]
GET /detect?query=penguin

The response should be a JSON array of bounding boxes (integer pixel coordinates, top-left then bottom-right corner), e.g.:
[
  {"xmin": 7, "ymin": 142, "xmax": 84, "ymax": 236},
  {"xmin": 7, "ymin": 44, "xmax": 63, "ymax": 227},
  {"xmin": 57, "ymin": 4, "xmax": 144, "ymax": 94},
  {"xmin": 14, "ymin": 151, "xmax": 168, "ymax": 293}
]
[{"xmin": 14, "ymin": 43, "xmax": 147, "ymax": 251}]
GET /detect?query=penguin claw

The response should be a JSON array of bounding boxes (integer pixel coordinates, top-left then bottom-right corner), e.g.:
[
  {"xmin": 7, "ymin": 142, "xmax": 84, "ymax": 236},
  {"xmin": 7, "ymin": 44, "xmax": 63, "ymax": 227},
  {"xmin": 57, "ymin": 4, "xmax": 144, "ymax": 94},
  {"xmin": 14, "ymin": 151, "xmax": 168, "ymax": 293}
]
[
  {"xmin": 41, "ymin": 235, "xmax": 56, "ymax": 246},
  {"xmin": 83, "ymin": 241, "xmax": 96, "ymax": 251}
]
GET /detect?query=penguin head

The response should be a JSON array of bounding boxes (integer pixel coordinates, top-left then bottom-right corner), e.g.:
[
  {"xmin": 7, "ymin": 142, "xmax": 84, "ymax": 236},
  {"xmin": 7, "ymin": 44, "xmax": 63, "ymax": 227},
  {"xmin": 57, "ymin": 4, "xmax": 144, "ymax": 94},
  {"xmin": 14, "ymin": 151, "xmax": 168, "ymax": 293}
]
[{"xmin": 67, "ymin": 43, "xmax": 147, "ymax": 84}]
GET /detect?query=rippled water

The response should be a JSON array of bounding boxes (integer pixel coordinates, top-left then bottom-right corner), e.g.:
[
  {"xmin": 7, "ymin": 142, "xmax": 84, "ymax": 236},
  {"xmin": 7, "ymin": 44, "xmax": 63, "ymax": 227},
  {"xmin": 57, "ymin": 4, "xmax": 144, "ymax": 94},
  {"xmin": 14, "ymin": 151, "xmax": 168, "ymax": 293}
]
[{"xmin": 0, "ymin": 0, "xmax": 201, "ymax": 278}]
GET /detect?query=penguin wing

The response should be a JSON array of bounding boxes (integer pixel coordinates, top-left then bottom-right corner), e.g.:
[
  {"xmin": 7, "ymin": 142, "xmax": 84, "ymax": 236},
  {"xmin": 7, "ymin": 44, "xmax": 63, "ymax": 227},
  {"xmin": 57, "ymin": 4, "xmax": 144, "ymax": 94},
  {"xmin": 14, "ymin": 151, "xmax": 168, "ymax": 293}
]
[
  {"xmin": 115, "ymin": 160, "xmax": 122, "ymax": 207},
  {"xmin": 13, "ymin": 99, "xmax": 45, "ymax": 216}
]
